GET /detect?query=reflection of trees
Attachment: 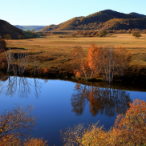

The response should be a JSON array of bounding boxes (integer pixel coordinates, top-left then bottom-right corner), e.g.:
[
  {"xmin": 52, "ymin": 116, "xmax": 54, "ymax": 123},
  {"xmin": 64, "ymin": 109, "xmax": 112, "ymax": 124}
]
[
  {"xmin": 71, "ymin": 83, "xmax": 131, "ymax": 117},
  {"xmin": 0, "ymin": 75, "xmax": 8, "ymax": 94},
  {"xmin": 0, "ymin": 76, "xmax": 42, "ymax": 98},
  {"xmin": 6, "ymin": 76, "xmax": 30, "ymax": 98},
  {"xmin": 71, "ymin": 83, "xmax": 89, "ymax": 115},
  {"xmin": 34, "ymin": 78, "xmax": 42, "ymax": 99}
]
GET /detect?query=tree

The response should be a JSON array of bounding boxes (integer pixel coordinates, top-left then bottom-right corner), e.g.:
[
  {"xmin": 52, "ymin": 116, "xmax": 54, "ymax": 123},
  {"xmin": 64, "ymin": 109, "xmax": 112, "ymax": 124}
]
[
  {"xmin": 98, "ymin": 46, "xmax": 131, "ymax": 83},
  {"xmin": 114, "ymin": 99, "xmax": 146, "ymax": 145},
  {"xmin": 74, "ymin": 44, "xmax": 131, "ymax": 83},
  {"xmin": 132, "ymin": 32, "xmax": 141, "ymax": 38},
  {"xmin": 0, "ymin": 39, "xmax": 6, "ymax": 51},
  {"xmin": 0, "ymin": 106, "xmax": 48, "ymax": 146},
  {"xmin": 72, "ymin": 46, "xmax": 88, "ymax": 80},
  {"xmin": 18, "ymin": 35, "xmax": 25, "ymax": 40},
  {"xmin": 73, "ymin": 45, "xmax": 131, "ymax": 83},
  {"xmin": 4, "ymin": 34, "xmax": 11, "ymax": 41},
  {"xmin": 0, "ymin": 106, "xmax": 36, "ymax": 144}
]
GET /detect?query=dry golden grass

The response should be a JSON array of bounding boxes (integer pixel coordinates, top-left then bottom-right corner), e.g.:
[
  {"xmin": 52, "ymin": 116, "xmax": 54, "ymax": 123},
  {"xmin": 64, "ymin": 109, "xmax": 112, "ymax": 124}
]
[{"xmin": 1, "ymin": 33, "xmax": 146, "ymax": 76}]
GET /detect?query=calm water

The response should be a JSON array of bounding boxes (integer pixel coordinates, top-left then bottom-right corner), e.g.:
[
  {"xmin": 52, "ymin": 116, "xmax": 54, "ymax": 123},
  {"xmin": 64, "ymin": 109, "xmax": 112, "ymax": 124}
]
[{"xmin": 0, "ymin": 76, "xmax": 146, "ymax": 146}]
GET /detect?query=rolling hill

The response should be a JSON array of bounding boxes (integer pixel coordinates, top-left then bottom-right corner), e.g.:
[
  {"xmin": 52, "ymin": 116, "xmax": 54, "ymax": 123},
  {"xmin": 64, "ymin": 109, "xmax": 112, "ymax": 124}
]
[
  {"xmin": 40, "ymin": 9, "xmax": 146, "ymax": 31},
  {"xmin": 0, "ymin": 20, "xmax": 38, "ymax": 39},
  {"xmin": 0, "ymin": 19, "xmax": 24, "ymax": 38}
]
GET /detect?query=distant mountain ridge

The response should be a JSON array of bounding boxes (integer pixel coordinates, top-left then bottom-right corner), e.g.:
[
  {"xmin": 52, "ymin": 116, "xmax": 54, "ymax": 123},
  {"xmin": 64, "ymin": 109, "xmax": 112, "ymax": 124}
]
[
  {"xmin": 41, "ymin": 9, "xmax": 146, "ymax": 31},
  {"xmin": 15, "ymin": 25, "xmax": 46, "ymax": 31}
]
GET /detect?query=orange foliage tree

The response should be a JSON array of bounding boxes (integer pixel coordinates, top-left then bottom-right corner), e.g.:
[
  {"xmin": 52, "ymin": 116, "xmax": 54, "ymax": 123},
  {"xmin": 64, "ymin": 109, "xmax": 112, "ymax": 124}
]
[
  {"xmin": 72, "ymin": 44, "xmax": 131, "ymax": 83},
  {"xmin": 72, "ymin": 46, "xmax": 88, "ymax": 79},
  {"xmin": 0, "ymin": 105, "xmax": 36, "ymax": 140},
  {"xmin": 0, "ymin": 106, "xmax": 48, "ymax": 146}
]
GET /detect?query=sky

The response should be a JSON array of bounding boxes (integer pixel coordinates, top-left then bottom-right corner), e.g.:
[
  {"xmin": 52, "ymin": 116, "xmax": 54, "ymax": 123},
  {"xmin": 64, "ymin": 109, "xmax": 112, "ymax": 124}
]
[{"xmin": 1, "ymin": 0, "xmax": 146, "ymax": 26}]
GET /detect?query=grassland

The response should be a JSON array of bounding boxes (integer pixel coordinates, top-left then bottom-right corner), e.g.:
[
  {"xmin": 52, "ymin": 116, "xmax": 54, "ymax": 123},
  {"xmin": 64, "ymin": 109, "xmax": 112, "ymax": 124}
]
[{"xmin": 1, "ymin": 33, "xmax": 146, "ymax": 82}]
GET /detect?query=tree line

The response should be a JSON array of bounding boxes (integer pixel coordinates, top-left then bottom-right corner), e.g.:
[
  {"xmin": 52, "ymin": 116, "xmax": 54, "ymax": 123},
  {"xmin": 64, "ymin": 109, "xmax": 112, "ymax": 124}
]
[{"xmin": 72, "ymin": 44, "xmax": 131, "ymax": 83}]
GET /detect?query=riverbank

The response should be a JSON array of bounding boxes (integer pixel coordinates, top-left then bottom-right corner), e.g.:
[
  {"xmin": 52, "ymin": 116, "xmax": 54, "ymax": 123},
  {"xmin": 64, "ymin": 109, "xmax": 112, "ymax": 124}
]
[{"xmin": 0, "ymin": 33, "xmax": 146, "ymax": 84}]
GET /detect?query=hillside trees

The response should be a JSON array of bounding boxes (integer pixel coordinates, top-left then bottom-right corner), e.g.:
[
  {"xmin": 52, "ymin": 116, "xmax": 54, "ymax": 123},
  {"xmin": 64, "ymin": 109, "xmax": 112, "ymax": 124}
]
[{"xmin": 73, "ymin": 44, "xmax": 131, "ymax": 83}]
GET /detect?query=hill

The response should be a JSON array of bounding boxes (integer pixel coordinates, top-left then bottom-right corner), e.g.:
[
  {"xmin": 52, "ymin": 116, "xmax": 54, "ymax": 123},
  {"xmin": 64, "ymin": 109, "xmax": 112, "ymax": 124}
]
[
  {"xmin": 41, "ymin": 9, "xmax": 146, "ymax": 31},
  {"xmin": 0, "ymin": 19, "xmax": 24, "ymax": 38},
  {"xmin": 129, "ymin": 12, "xmax": 146, "ymax": 18},
  {"xmin": 15, "ymin": 25, "xmax": 46, "ymax": 31},
  {"xmin": 0, "ymin": 20, "xmax": 38, "ymax": 39}
]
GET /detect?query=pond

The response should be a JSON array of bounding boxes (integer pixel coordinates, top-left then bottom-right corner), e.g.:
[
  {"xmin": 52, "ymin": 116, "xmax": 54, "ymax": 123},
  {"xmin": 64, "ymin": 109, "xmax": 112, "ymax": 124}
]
[{"xmin": 0, "ymin": 76, "xmax": 146, "ymax": 146}]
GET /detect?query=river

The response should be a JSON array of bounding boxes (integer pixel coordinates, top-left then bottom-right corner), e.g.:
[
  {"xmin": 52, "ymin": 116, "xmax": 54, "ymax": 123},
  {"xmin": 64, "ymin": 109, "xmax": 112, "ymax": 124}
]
[{"xmin": 0, "ymin": 76, "xmax": 146, "ymax": 146}]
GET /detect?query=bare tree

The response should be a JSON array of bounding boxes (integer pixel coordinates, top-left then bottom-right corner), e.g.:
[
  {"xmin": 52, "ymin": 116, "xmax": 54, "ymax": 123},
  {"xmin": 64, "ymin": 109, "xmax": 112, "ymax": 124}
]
[
  {"xmin": 98, "ymin": 46, "xmax": 131, "ymax": 83},
  {"xmin": 4, "ymin": 49, "xmax": 29, "ymax": 75},
  {"xmin": 5, "ymin": 48, "xmax": 13, "ymax": 73},
  {"xmin": 17, "ymin": 51, "xmax": 29, "ymax": 75},
  {"xmin": 61, "ymin": 124, "xmax": 84, "ymax": 146}
]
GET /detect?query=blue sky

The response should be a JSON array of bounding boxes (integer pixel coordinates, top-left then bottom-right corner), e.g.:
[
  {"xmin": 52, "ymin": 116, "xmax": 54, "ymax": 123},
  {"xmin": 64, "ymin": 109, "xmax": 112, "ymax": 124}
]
[{"xmin": 1, "ymin": 0, "xmax": 146, "ymax": 25}]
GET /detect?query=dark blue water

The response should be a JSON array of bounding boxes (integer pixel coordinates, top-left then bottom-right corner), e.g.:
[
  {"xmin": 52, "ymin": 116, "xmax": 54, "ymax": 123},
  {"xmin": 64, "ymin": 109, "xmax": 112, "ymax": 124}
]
[{"xmin": 0, "ymin": 76, "xmax": 146, "ymax": 146}]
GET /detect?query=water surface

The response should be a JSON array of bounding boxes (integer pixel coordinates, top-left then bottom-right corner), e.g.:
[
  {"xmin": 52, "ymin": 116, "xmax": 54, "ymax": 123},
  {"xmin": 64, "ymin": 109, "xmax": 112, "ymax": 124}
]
[{"xmin": 0, "ymin": 76, "xmax": 146, "ymax": 146}]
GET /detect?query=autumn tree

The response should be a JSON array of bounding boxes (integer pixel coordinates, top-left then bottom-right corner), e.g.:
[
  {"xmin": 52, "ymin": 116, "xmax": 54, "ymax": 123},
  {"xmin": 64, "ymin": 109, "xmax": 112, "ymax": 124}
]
[
  {"xmin": 72, "ymin": 46, "xmax": 88, "ymax": 80},
  {"xmin": 0, "ymin": 105, "xmax": 36, "ymax": 139},
  {"xmin": 4, "ymin": 34, "xmax": 11, "ymax": 41},
  {"xmin": 0, "ymin": 39, "xmax": 6, "ymax": 53},
  {"xmin": 0, "ymin": 105, "xmax": 48, "ymax": 146},
  {"xmin": 73, "ymin": 45, "xmax": 131, "ymax": 83},
  {"xmin": 114, "ymin": 99, "xmax": 146, "ymax": 145},
  {"xmin": 86, "ymin": 44, "xmax": 101, "ymax": 78},
  {"xmin": 18, "ymin": 35, "xmax": 25, "ymax": 40},
  {"xmin": 0, "ymin": 105, "xmax": 37, "ymax": 145},
  {"xmin": 132, "ymin": 32, "xmax": 141, "ymax": 38}
]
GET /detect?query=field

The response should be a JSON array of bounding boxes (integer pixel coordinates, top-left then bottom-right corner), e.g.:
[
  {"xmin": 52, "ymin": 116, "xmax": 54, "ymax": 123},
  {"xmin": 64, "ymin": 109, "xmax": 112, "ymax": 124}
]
[{"xmin": 1, "ymin": 33, "xmax": 146, "ymax": 80}]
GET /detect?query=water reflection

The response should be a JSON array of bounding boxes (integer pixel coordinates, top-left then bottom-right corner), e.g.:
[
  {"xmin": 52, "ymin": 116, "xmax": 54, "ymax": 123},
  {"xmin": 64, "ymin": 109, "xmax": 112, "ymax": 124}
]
[
  {"xmin": 0, "ymin": 76, "xmax": 41, "ymax": 98},
  {"xmin": 71, "ymin": 83, "xmax": 131, "ymax": 116}
]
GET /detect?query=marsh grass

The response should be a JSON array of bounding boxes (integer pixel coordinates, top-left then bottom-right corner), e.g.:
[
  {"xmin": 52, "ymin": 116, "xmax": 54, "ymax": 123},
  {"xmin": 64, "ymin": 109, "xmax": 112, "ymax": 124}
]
[{"xmin": 1, "ymin": 33, "xmax": 146, "ymax": 78}]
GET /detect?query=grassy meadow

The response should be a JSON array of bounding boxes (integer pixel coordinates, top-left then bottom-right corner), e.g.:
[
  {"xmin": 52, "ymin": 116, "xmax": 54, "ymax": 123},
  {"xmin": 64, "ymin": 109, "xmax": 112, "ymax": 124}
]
[{"xmin": 1, "ymin": 33, "xmax": 146, "ymax": 80}]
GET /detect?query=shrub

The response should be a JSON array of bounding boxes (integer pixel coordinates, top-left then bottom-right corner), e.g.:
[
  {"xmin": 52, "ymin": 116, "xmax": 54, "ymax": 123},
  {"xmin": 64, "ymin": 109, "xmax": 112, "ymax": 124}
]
[
  {"xmin": 132, "ymin": 32, "xmax": 141, "ymax": 38},
  {"xmin": 18, "ymin": 35, "xmax": 25, "ymax": 39},
  {"xmin": 4, "ymin": 34, "xmax": 11, "ymax": 40}
]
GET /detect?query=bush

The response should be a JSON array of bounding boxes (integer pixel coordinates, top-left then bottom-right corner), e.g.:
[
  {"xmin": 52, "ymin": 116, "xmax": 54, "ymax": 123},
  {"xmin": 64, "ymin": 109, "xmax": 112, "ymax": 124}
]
[
  {"xmin": 132, "ymin": 32, "xmax": 141, "ymax": 38},
  {"xmin": 18, "ymin": 35, "xmax": 25, "ymax": 39}
]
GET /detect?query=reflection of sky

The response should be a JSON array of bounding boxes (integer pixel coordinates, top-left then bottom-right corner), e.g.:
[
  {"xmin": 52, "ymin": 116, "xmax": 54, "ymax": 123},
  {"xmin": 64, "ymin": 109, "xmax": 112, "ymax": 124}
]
[
  {"xmin": 0, "ymin": 77, "xmax": 146, "ymax": 146},
  {"xmin": 129, "ymin": 91, "xmax": 146, "ymax": 101}
]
